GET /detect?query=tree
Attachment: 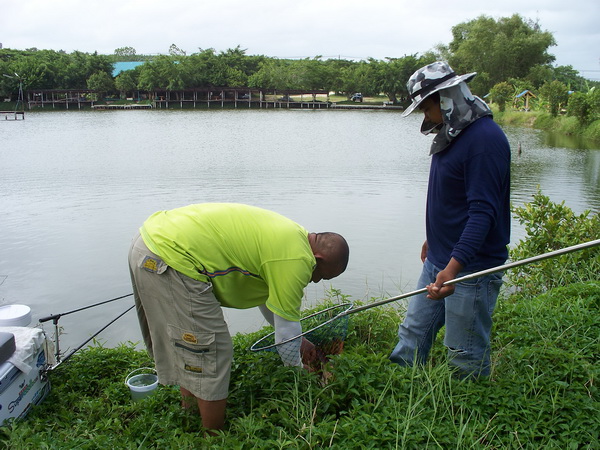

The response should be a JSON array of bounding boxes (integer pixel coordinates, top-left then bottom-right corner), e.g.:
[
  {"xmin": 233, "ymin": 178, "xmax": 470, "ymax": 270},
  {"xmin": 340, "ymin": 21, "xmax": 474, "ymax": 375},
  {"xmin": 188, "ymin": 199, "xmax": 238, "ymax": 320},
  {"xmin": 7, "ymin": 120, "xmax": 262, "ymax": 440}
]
[
  {"xmin": 86, "ymin": 71, "xmax": 115, "ymax": 100},
  {"xmin": 218, "ymin": 46, "xmax": 265, "ymax": 81},
  {"xmin": 137, "ymin": 55, "xmax": 183, "ymax": 92},
  {"xmin": 588, "ymin": 88, "xmax": 600, "ymax": 122},
  {"xmin": 526, "ymin": 64, "xmax": 554, "ymax": 89},
  {"xmin": 552, "ymin": 65, "xmax": 588, "ymax": 92},
  {"xmin": 168, "ymin": 44, "xmax": 186, "ymax": 57},
  {"xmin": 115, "ymin": 70, "xmax": 139, "ymax": 98},
  {"xmin": 567, "ymin": 88, "xmax": 600, "ymax": 124},
  {"xmin": 9, "ymin": 50, "xmax": 62, "ymax": 90},
  {"xmin": 490, "ymin": 82, "xmax": 514, "ymax": 112},
  {"xmin": 539, "ymin": 80, "xmax": 568, "ymax": 117},
  {"xmin": 443, "ymin": 14, "xmax": 556, "ymax": 95},
  {"xmin": 248, "ymin": 59, "xmax": 300, "ymax": 90},
  {"xmin": 321, "ymin": 58, "xmax": 356, "ymax": 95},
  {"xmin": 64, "ymin": 51, "xmax": 114, "ymax": 89},
  {"xmin": 370, "ymin": 55, "xmax": 421, "ymax": 103},
  {"xmin": 338, "ymin": 61, "xmax": 379, "ymax": 98},
  {"xmin": 182, "ymin": 49, "xmax": 219, "ymax": 88},
  {"xmin": 113, "ymin": 46, "xmax": 137, "ymax": 62}
]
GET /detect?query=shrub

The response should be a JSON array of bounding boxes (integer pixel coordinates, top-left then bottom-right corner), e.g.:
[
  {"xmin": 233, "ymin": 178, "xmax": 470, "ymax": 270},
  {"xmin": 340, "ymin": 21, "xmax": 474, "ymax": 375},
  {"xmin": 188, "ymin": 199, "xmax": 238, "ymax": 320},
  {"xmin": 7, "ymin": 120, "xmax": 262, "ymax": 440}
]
[
  {"xmin": 559, "ymin": 115, "xmax": 581, "ymax": 136},
  {"xmin": 532, "ymin": 111, "xmax": 559, "ymax": 130},
  {"xmin": 507, "ymin": 188, "xmax": 600, "ymax": 296},
  {"xmin": 567, "ymin": 91, "xmax": 592, "ymax": 124},
  {"xmin": 539, "ymin": 80, "xmax": 569, "ymax": 117},
  {"xmin": 589, "ymin": 87, "xmax": 600, "ymax": 121},
  {"xmin": 490, "ymin": 81, "xmax": 514, "ymax": 112},
  {"xmin": 583, "ymin": 119, "xmax": 600, "ymax": 142}
]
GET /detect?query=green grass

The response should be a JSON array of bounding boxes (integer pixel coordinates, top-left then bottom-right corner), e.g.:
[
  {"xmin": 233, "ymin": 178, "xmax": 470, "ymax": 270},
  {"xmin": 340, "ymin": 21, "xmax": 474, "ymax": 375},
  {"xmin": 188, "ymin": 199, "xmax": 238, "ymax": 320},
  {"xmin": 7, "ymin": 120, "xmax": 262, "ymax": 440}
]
[
  {"xmin": 1, "ymin": 281, "xmax": 598, "ymax": 448},
  {"xmin": 493, "ymin": 106, "xmax": 600, "ymax": 145}
]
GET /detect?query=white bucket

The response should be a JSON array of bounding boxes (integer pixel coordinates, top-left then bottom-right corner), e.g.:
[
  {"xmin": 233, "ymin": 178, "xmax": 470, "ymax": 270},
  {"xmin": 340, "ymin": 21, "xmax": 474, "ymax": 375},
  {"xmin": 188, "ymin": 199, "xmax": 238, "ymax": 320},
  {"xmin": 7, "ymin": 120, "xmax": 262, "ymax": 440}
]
[
  {"xmin": 125, "ymin": 367, "xmax": 159, "ymax": 401},
  {"xmin": 0, "ymin": 304, "xmax": 32, "ymax": 327}
]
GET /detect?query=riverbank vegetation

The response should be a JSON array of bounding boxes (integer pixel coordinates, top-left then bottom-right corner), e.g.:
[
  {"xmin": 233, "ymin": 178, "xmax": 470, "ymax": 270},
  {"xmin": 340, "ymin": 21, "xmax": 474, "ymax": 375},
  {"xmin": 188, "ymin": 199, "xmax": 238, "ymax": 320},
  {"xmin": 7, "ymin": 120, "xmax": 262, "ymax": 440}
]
[
  {"xmin": 1, "ymin": 192, "xmax": 598, "ymax": 448},
  {"xmin": 493, "ymin": 108, "xmax": 600, "ymax": 143}
]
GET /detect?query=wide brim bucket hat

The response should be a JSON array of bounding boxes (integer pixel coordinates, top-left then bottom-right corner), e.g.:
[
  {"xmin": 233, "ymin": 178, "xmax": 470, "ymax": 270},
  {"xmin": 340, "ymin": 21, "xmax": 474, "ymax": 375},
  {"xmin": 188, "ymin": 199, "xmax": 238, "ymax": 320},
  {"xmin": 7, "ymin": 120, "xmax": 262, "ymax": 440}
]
[{"xmin": 402, "ymin": 61, "xmax": 476, "ymax": 117}]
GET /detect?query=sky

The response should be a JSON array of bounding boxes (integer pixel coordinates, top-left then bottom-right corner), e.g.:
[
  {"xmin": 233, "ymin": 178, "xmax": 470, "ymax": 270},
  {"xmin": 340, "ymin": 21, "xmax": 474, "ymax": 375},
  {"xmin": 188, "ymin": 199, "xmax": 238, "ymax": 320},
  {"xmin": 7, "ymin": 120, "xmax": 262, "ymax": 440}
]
[{"xmin": 1, "ymin": 0, "xmax": 599, "ymax": 80}]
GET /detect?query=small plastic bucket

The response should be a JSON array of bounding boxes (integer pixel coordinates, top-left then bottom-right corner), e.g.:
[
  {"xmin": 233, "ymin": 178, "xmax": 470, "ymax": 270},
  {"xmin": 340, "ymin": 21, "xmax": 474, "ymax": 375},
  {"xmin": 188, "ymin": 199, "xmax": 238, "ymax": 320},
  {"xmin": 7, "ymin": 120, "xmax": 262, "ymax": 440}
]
[
  {"xmin": 0, "ymin": 304, "xmax": 32, "ymax": 327},
  {"xmin": 125, "ymin": 367, "xmax": 158, "ymax": 401}
]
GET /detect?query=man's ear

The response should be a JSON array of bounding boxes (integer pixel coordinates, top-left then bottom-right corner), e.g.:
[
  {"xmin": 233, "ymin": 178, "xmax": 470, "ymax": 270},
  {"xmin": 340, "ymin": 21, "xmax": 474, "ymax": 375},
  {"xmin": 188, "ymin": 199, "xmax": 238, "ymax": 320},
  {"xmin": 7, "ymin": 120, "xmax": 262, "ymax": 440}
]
[
  {"xmin": 313, "ymin": 253, "xmax": 325, "ymax": 262},
  {"xmin": 314, "ymin": 252, "xmax": 325, "ymax": 266}
]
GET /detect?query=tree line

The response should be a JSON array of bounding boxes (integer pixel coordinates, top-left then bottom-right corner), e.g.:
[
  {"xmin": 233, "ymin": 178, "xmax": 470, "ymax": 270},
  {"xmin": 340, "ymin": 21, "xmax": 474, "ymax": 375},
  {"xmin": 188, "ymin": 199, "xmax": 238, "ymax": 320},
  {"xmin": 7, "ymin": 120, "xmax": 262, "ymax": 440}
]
[{"xmin": 1, "ymin": 14, "xmax": 598, "ymax": 119}]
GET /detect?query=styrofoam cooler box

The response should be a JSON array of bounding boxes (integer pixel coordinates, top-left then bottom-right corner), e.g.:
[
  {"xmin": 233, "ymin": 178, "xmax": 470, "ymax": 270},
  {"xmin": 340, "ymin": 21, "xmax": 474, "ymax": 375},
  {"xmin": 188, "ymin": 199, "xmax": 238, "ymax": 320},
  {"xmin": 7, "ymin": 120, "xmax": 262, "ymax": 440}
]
[{"xmin": 0, "ymin": 345, "xmax": 51, "ymax": 426}]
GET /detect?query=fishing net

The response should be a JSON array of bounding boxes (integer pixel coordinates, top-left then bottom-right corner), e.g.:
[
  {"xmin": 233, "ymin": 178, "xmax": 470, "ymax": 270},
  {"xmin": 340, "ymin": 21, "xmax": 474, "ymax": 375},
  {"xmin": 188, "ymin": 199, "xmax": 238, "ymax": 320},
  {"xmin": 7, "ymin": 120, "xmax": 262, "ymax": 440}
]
[{"xmin": 250, "ymin": 303, "xmax": 353, "ymax": 371}]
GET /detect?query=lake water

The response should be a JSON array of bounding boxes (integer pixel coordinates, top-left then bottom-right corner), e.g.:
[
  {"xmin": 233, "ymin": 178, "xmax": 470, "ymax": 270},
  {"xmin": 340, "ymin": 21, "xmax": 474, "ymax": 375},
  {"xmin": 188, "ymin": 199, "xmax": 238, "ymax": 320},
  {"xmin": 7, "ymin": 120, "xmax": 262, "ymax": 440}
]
[{"xmin": 1, "ymin": 109, "xmax": 599, "ymax": 354}]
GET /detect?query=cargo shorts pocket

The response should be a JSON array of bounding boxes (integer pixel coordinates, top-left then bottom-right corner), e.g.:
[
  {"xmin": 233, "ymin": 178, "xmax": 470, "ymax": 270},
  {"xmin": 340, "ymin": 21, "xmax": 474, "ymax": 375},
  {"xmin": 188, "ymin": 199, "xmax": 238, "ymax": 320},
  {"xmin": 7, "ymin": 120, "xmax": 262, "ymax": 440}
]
[
  {"xmin": 136, "ymin": 254, "xmax": 168, "ymax": 275},
  {"xmin": 168, "ymin": 325, "xmax": 217, "ymax": 378}
]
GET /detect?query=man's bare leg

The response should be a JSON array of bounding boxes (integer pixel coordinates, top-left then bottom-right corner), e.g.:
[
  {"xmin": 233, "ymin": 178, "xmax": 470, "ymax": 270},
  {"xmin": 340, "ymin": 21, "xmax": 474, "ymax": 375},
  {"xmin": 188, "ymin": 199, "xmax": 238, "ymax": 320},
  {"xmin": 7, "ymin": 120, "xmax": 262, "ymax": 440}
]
[
  {"xmin": 180, "ymin": 387, "xmax": 227, "ymax": 431},
  {"xmin": 198, "ymin": 398, "xmax": 227, "ymax": 430},
  {"xmin": 180, "ymin": 386, "xmax": 198, "ymax": 410}
]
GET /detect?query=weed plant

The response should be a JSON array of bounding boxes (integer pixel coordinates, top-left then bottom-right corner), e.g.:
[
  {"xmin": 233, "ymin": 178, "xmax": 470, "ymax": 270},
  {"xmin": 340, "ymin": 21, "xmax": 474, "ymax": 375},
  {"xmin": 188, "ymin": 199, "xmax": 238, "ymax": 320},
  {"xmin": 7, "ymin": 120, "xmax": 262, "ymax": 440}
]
[
  {"xmin": 1, "ymin": 194, "xmax": 598, "ymax": 448},
  {"xmin": 508, "ymin": 189, "xmax": 600, "ymax": 297},
  {"xmin": 584, "ymin": 120, "xmax": 600, "ymax": 142}
]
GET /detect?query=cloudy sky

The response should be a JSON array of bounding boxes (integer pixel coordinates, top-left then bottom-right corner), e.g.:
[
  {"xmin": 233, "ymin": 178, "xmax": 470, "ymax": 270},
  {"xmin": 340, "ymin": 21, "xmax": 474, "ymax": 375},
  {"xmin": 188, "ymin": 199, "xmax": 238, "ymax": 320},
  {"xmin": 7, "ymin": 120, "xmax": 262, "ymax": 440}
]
[{"xmin": 2, "ymin": 0, "xmax": 599, "ymax": 79}]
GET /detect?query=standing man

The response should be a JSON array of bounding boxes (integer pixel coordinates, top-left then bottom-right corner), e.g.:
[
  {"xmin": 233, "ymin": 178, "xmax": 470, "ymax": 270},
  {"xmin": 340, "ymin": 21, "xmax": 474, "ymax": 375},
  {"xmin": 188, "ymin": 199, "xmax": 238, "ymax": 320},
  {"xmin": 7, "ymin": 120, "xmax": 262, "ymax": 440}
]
[
  {"xmin": 390, "ymin": 62, "xmax": 511, "ymax": 379},
  {"xmin": 128, "ymin": 203, "xmax": 349, "ymax": 431}
]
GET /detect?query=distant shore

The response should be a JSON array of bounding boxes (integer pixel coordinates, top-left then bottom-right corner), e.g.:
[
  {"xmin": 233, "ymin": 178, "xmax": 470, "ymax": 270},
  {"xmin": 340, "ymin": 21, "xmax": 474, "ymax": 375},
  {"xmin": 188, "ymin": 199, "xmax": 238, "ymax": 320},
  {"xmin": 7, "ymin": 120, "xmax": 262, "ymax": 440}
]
[{"xmin": 3, "ymin": 99, "xmax": 598, "ymax": 146}]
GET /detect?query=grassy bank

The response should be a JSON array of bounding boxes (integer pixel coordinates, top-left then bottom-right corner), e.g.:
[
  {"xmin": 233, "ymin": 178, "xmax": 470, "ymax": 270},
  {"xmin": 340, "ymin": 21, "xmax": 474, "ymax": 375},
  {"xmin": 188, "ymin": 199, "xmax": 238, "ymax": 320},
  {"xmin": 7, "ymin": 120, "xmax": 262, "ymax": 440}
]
[
  {"xmin": 1, "ymin": 181, "xmax": 598, "ymax": 449},
  {"xmin": 493, "ymin": 108, "xmax": 600, "ymax": 144},
  {"xmin": 1, "ymin": 278, "xmax": 598, "ymax": 448}
]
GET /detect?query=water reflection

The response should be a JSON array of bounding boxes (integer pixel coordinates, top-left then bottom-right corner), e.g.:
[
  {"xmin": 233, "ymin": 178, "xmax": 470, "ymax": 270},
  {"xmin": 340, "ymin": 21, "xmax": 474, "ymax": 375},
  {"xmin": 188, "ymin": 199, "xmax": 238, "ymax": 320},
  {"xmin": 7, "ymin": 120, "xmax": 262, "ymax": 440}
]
[
  {"xmin": 0, "ymin": 110, "xmax": 598, "ymax": 352},
  {"xmin": 505, "ymin": 126, "xmax": 600, "ymax": 218},
  {"xmin": 543, "ymin": 129, "xmax": 600, "ymax": 151}
]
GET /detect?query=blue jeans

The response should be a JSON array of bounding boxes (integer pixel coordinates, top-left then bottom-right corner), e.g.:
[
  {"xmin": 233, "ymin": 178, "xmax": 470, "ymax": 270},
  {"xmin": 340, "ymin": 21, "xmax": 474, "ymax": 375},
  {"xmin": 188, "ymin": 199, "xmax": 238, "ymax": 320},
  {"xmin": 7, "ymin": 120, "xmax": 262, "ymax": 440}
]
[{"xmin": 389, "ymin": 259, "xmax": 503, "ymax": 378}]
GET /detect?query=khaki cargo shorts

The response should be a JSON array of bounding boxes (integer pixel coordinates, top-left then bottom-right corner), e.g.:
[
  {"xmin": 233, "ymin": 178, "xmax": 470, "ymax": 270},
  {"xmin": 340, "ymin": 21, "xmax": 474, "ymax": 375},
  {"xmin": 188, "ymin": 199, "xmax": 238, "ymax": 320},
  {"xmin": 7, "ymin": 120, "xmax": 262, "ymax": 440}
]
[{"xmin": 128, "ymin": 232, "xmax": 233, "ymax": 401}]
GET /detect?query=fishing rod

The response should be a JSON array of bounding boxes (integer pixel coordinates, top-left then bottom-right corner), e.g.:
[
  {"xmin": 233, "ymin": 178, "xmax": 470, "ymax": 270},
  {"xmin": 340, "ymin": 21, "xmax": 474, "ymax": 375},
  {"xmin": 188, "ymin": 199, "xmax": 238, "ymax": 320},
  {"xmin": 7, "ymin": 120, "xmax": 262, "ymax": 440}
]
[
  {"xmin": 252, "ymin": 238, "xmax": 600, "ymax": 351},
  {"xmin": 38, "ymin": 293, "xmax": 133, "ymax": 366},
  {"xmin": 38, "ymin": 293, "xmax": 133, "ymax": 324},
  {"xmin": 45, "ymin": 304, "xmax": 135, "ymax": 372},
  {"xmin": 347, "ymin": 238, "xmax": 600, "ymax": 315}
]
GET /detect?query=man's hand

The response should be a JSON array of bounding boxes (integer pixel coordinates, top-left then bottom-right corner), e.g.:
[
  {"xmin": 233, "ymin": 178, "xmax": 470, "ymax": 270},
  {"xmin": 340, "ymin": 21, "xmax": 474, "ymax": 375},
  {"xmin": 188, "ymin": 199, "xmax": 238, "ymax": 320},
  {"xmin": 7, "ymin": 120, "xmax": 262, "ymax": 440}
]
[
  {"xmin": 426, "ymin": 257, "xmax": 463, "ymax": 300},
  {"xmin": 420, "ymin": 241, "xmax": 428, "ymax": 263},
  {"xmin": 300, "ymin": 337, "xmax": 317, "ymax": 370}
]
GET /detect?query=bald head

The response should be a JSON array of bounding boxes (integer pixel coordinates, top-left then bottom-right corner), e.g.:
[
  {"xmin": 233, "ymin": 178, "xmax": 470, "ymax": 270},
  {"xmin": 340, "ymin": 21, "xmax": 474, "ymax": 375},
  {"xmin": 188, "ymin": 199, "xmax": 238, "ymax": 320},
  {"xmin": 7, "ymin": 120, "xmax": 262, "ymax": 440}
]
[{"xmin": 308, "ymin": 232, "xmax": 349, "ymax": 283}]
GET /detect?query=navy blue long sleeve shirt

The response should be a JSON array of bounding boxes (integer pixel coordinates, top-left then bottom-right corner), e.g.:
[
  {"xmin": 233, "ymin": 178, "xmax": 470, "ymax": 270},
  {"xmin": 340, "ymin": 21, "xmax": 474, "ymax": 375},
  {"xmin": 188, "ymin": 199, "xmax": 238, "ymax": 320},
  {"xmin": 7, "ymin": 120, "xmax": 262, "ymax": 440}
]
[{"xmin": 426, "ymin": 116, "xmax": 511, "ymax": 272}]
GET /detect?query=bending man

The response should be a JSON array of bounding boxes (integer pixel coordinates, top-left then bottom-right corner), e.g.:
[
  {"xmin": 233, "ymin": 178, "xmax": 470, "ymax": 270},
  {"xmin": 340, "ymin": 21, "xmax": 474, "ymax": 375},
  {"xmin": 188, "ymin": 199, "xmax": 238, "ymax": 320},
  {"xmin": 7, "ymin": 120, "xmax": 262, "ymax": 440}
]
[{"xmin": 128, "ymin": 203, "xmax": 349, "ymax": 431}]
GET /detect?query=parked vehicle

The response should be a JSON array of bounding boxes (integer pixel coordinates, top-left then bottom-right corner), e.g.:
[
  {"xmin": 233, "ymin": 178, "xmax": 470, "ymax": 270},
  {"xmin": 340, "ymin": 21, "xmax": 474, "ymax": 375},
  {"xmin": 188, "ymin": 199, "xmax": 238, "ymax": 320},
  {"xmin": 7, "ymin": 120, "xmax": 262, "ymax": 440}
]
[{"xmin": 350, "ymin": 93, "xmax": 363, "ymax": 102}]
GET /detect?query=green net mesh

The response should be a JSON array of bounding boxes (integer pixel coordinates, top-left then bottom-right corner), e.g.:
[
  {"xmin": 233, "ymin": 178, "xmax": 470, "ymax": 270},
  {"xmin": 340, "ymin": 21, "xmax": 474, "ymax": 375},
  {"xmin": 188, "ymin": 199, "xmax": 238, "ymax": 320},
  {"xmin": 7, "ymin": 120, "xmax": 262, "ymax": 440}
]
[{"xmin": 250, "ymin": 303, "xmax": 353, "ymax": 367}]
